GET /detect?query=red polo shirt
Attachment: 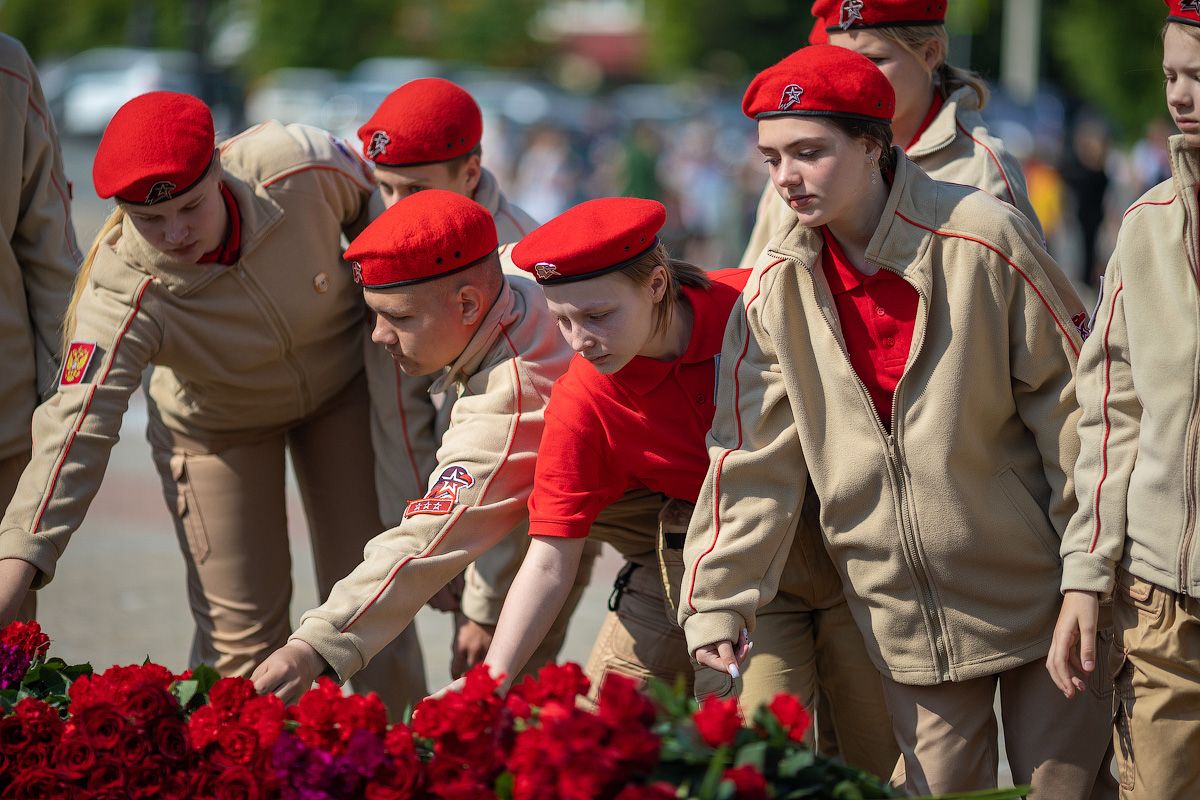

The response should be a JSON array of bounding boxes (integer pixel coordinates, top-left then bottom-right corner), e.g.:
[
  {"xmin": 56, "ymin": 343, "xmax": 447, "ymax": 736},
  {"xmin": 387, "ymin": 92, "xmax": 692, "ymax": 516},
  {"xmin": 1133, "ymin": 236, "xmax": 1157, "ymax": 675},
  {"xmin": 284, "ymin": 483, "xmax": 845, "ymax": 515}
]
[
  {"xmin": 820, "ymin": 227, "xmax": 917, "ymax": 430},
  {"xmin": 528, "ymin": 268, "xmax": 751, "ymax": 539},
  {"xmin": 198, "ymin": 182, "xmax": 242, "ymax": 265},
  {"xmin": 905, "ymin": 92, "xmax": 944, "ymax": 151}
]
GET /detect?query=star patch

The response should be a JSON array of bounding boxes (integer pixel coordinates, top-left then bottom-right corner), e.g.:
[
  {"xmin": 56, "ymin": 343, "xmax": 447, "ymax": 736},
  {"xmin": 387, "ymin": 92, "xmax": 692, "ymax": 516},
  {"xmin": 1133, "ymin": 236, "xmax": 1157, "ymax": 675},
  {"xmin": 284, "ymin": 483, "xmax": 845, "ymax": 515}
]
[
  {"xmin": 405, "ymin": 465, "xmax": 476, "ymax": 518},
  {"xmin": 145, "ymin": 181, "xmax": 176, "ymax": 205},
  {"xmin": 1184, "ymin": 0, "xmax": 1200, "ymax": 11},
  {"xmin": 533, "ymin": 262, "xmax": 562, "ymax": 281},
  {"xmin": 351, "ymin": 261, "xmax": 364, "ymax": 286},
  {"xmin": 779, "ymin": 84, "xmax": 805, "ymax": 111},
  {"xmin": 367, "ymin": 130, "xmax": 391, "ymax": 160},
  {"xmin": 60, "ymin": 342, "xmax": 97, "ymax": 386},
  {"xmin": 839, "ymin": 0, "xmax": 865, "ymax": 28}
]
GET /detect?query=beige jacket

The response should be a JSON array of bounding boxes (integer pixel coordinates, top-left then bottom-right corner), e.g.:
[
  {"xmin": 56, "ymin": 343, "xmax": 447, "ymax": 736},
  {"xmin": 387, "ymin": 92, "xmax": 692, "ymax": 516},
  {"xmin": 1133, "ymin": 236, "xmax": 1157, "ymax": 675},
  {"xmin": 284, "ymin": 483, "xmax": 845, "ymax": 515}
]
[
  {"xmin": 0, "ymin": 35, "xmax": 80, "ymax": 458},
  {"xmin": 365, "ymin": 166, "xmax": 541, "ymax": 625},
  {"xmin": 739, "ymin": 86, "xmax": 1042, "ymax": 269},
  {"xmin": 682, "ymin": 151, "xmax": 1085, "ymax": 685},
  {"xmin": 1061, "ymin": 136, "xmax": 1200, "ymax": 598},
  {"xmin": 0, "ymin": 121, "xmax": 376, "ymax": 586},
  {"xmin": 293, "ymin": 276, "xmax": 571, "ymax": 681}
]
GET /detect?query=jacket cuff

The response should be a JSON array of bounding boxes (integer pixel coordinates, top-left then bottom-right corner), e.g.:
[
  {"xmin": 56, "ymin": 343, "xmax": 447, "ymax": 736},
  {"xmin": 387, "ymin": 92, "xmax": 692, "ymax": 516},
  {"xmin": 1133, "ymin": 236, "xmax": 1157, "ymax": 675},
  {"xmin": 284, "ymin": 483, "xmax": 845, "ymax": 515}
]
[
  {"xmin": 0, "ymin": 530, "xmax": 60, "ymax": 589},
  {"xmin": 460, "ymin": 580, "xmax": 504, "ymax": 627},
  {"xmin": 1060, "ymin": 552, "xmax": 1117, "ymax": 598},
  {"xmin": 290, "ymin": 617, "xmax": 365, "ymax": 684},
  {"xmin": 682, "ymin": 609, "xmax": 746, "ymax": 657}
]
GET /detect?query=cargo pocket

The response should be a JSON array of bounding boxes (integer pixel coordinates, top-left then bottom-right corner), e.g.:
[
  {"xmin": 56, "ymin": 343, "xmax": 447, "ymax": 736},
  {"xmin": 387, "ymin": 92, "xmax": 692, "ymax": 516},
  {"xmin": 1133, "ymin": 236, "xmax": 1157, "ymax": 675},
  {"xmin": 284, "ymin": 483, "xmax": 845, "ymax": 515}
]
[
  {"xmin": 1116, "ymin": 569, "xmax": 1165, "ymax": 622},
  {"xmin": 1112, "ymin": 649, "xmax": 1136, "ymax": 792},
  {"xmin": 656, "ymin": 499, "xmax": 693, "ymax": 615},
  {"xmin": 170, "ymin": 453, "xmax": 211, "ymax": 565},
  {"xmin": 996, "ymin": 465, "xmax": 1060, "ymax": 560},
  {"xmin": 1087, "ymin": 623, "xmax": 1117, "ymax": 701}
]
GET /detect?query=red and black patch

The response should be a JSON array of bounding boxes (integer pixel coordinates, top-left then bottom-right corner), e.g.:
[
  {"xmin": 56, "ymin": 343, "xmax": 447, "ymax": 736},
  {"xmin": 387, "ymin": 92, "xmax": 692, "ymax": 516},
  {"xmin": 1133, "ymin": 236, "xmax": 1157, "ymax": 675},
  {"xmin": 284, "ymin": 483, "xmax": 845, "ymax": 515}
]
[
  {"xmin": 59, "ymin": 342, "xmax": 97, "ymax": 386},
  {"xmin": 404, "ymin": 465, "xmax": 475, "ymax": 518}
]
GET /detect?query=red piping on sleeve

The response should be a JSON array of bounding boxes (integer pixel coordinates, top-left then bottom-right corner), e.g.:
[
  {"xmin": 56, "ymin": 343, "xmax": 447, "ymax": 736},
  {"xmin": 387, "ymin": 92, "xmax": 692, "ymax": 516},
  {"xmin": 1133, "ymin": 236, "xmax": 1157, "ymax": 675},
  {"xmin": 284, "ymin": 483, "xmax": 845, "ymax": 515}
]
[
  {"xmin": 1122, "ymin": 195, "xmax": 1175, "ymax": 219},
  {"xmin": 955, "ymin": 120, "xmax": 1016, "ymax": 206},
  {"xmin": 32, "ymin": 277, "xmax": 154, "ymax": 534},
  {"xmin": 1088, "ymin": 282, "xmax": 1125, "ymax": 554},
  {"xmin": 392, "ymin": 362, "xmax": 425, "ymax": 492},
  {"xmin": 895, "ymin": 211, "xmax": 1080, "ymax": 357},
  {"xmin": 342, "ymin": 325, "xmax": 523, "ymax": 632},
  {"xmin": 685, "ymin": 258, "xmax": 783, "ymax": 613}
]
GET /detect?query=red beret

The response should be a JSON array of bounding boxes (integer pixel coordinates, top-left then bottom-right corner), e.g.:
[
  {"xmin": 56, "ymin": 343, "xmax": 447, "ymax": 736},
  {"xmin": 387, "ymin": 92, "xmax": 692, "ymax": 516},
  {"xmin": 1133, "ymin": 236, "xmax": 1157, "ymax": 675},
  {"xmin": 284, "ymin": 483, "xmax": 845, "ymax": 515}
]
[
  {"xmin": 357, "ymin": 78, "xmax": 483, "ymax": 168},
  {"xmin": 93, "ymin": 92, "xmax": 215, "ymax": 205},
  {"xmin": 812, "ymin": 0, "xmax": 946, "ymax": 33},
  {"xmin": 742, "ymin": 45, "xmax": 895, "ymax": 125},
  {"xmin": 808, "ymin": 22, "xmax": 829, "ymax": 45},
  {"xmin": 1167, "ymin": 0, "xmax": 1200, "ymax": 27},
  {"xmin": 511, "ymin": 198, "xmax": 666, "ymax": 286},
  {"xmin": 345, "ymin": 189, "xmax": 498, "ymax": 289}
]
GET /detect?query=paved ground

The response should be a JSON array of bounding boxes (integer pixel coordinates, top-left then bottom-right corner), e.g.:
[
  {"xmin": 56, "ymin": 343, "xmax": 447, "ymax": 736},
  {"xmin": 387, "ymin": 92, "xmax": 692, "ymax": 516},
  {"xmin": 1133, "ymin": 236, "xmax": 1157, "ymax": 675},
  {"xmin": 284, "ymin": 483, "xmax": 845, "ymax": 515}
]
[{"xmin": 30, "ymin": 138, "xmax": 1038, "ymax": 787}]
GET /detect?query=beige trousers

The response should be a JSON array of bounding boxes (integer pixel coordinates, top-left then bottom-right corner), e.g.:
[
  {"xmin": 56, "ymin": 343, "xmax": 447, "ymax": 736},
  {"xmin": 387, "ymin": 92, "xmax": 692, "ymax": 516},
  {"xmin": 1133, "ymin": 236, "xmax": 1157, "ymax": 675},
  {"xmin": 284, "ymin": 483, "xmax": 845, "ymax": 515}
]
[
  {"xmin": 882, "ymin": 654, "xmax": 1117, "ymax": 798},
  {"xmin": 0, "ymin": 449, "xmax": 36, "ymax": 621},
  {"xmin": 1112, "ymin": 569, "xmax": 1200, "ymax": 799},
  {"xmin": 147, "ymin": 373, "xmax": 426, "ymax": 714}
]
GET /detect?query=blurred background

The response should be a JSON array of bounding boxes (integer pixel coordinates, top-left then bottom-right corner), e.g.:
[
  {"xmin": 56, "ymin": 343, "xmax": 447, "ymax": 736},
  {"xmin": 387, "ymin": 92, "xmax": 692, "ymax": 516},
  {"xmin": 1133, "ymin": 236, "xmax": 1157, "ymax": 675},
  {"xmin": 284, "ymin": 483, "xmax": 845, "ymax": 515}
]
[{"xmin": 0, "ymin": 0, "xmax": 1175, "ymax": 285}]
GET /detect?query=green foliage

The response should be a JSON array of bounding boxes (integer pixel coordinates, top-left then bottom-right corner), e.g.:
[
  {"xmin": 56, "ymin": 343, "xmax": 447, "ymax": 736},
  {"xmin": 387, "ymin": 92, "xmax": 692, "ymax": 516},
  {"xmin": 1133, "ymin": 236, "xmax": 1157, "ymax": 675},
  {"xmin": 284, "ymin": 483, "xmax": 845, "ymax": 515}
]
[
  {"xmin": 172, "ymin": 662, "xmax": 221, "ymax": 711},
  {"xmin": 0, "ymin": 657, "xmax": 92, "ymax": 715},
  {"xmin": 0, "ymin": 0, "xmax": 190, "ymax": 60},
  {"xmin": 1047, "ymin": 0, "xmax": 1166, "ymax": 139}
]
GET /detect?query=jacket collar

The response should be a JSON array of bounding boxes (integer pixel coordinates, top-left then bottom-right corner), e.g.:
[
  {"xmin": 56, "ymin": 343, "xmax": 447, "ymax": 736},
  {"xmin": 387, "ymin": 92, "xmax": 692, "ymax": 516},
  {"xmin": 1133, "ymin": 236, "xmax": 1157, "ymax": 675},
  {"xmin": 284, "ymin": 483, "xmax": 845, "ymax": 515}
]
[
  {"xmin": 905, "ymin": 85, "xmax": 979, "ymax": 160},
  {"xmin": 432, "ymin": 278, "xmax": 521, "ymax": 394},
  {"xmin": 1170, "ymin": 134, "xmax": 1200, "ymax": 195},
  {"xmin": 610, "ymin": 283, "xmax": 724, "ymax": 395},
  {"xmin": 769, "ymin": 149, "xmax": 935, "ymax": 300},
  {"xmin": 471, "ymin": 167, "xmax": 503, "ymax": 217},
  {"xmin": 115, "ymin": 170, "xmax": 285, "ymax": 297}
]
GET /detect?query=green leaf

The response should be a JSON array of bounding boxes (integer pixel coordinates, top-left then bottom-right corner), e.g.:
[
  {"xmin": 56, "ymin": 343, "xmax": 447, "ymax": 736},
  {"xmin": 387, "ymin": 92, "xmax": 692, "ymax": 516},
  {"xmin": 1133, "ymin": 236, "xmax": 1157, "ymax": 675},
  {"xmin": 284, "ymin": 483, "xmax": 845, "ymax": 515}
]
[
  {"xmin": 494, "ymin": 771, "xmax": 514, "ymax": 800},
  {"xmin": 911, "ymin": 788, "xmax": 1030, "ymax": 800},
  {"xmin": 173, "ymin": 679, "xmax": 199, "ymax": 709},
  {"xmin": 697, "ymin": 745, "xmax": 732, "ymax": 800},
  {"xmin": 733, "ymin": 740, "xmax": 768, "ymax": 772},
  {"xmin": 777, "ymin": 748, "xmax": 815, "ymax": 778}
]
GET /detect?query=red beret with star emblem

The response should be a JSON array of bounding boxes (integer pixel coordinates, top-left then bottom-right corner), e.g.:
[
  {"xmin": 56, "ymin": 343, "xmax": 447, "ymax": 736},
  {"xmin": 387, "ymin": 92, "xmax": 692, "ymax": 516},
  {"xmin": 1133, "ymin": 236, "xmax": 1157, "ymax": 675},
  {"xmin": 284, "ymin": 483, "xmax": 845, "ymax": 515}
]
[
  {"xmin": 811, "ymin": 0, "xmax": 946, "ymax": 33},
  {"xmin": 357, "ymin": 78, "xmax": 483, "ymax": 167},
  {"xmin": 345, "ymin": 189, "xmax": 498, "ymax": 289},
  {"xmin": 1167, "ymin": 0, "xmax": 1200, "ymax": 28},
  {"xmin": 511, "ymin": 198, "xmax": 666, "ymax": 285},
  {"xmin": 742, "ymin": 45, "xmax": 895, "ymax": 124},
  {"xmin": 93, "ymin": 92, "xmax": 216, "ymax": 205}
]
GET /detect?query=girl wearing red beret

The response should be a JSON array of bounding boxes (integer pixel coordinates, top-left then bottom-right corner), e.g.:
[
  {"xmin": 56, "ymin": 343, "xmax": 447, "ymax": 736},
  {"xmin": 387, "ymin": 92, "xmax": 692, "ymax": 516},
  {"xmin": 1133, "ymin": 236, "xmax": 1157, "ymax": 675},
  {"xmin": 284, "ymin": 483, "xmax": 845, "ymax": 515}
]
[
  {"xmin": 741, "ymin": 0, "xmax": 1047, "ymax": 270},
  {"xmin": 0, "ymin": 91, "xmax": 423, "ymax": 711},
  {"xmin": 682, "ymin": 46, "xmax": 1113, "ymax": 796},
  {"xmin": 1049, "ymin": 4, "xmax": 1200, "ymax": 796}
]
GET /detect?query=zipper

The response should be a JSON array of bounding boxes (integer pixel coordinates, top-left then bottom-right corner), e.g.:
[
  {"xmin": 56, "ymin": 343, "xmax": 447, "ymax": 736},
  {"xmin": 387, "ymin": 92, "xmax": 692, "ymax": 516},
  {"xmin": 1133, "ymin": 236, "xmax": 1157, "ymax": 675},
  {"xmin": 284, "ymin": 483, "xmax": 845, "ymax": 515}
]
[
  {"xmin": 1179, "ymin": 188, "xmax": 1200, "ymax": 597},
  {"xmin": 810, "ymin": 262, "xmax": 950, "ymax": 680},
  {"xmin": 232, "ymin": 265, "xmax": 313, "ymax": 414}
]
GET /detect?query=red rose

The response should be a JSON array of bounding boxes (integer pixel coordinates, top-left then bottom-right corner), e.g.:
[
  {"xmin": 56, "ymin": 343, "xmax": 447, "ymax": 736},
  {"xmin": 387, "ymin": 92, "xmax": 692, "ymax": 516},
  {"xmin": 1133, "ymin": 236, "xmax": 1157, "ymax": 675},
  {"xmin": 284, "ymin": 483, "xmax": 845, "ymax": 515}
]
[
  {"xmin": 723, "ymin": 765, "xmax": 769, "ymax": 800},
  {"xmin": 614, "ymin": 783, "xmax": 678, "ymax": 800},
  {"xmin": 213, "ymin": 765, "xmax": 260, "ymax": 800},
  {"xmin": 13, "ymin": 698, "xmax": 64, "ymax": 744},
  {"xmin": 128, "ymin": 759, "xmax": 167, "ymax": 799},
  {"xmin": 506, "ymin": 662, "xmax": 590, "ymax": 716},
  {"xmin": 240, "ymin": 694, "xmax": 285, "ymax": 749},
  {"xmin": 78, "ymin": 704, "xmax": 127, "ymax": 751},
  {"xmin": 151, "ymin": 716, "xmax": 191, "ymax": 763},
  {"xmin": 187, "ymin": 704, "xmax": 221, "ymax": 749},
  {"xmin": 208, "ymin": 677, "xmax": 256, "ymax": 713},
  {"xmin": 13, "ymin": 741, "xmax": 51, "ymax": 771},
  {"xmin": 0, "ymin": 715, "xmax": 31, "ymax": 753},
  {"xmin": 2, "ymin": 768, "xmax": 71, "ymax": 799},
  {"xmin": 693, "ymin": 696, "xmax": 742, "ymax": 748},
  {"xmin": 0, "ymin": 620, "xmax": 50, "ymax": 659},
  {"xmin": 55, "ymin": 735, "xmax": 97, "ymax": 778},
  {"xmin": 595, "ymin": 673, "xmax": 656, "ymax": 730},
  {"xmin": 767, "ymin": 694, "xmax": 811, "ymax": 744},
  {"xmin": 212, "ymin": 723, "xmax": 260, "ymax": 767},
  {"xmin": 87, "ymin": 756, "xmax": 128, "ymax": 790},
  {"xmin": 126, "ymin": 684, "xmax": 178, "ymax": 724}
]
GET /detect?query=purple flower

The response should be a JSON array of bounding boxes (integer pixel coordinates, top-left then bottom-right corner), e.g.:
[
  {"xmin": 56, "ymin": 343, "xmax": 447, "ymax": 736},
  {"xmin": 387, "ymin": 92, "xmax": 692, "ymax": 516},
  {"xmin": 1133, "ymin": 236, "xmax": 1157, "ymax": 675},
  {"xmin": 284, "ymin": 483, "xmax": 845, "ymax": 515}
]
[
  {"xmin": 0, "ymin": 643, "xmax": 31, "ymax": 690},
  {"xmin": 341, "ymin": 728, "xmax": 385, "ymax": 777}
]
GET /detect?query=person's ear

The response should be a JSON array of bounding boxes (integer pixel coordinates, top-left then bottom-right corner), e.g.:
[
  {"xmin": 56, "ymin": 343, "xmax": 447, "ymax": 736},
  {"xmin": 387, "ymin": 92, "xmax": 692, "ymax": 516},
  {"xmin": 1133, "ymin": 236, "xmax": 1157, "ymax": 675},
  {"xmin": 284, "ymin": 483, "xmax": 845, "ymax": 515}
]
[
  {"xmin": 458, "ymin": 284, "xmax": 485, "ymax": 326},
  {"xmin": 648, "ymin": 264, "xmax": 669, "ymax": 304},
  {"xmin": 922, "ymin": 38, "xmax": 943, "ymax": 75},
  {"xmin": 461, "ymin": 154, "xmax": 483, "ymax": 195}
]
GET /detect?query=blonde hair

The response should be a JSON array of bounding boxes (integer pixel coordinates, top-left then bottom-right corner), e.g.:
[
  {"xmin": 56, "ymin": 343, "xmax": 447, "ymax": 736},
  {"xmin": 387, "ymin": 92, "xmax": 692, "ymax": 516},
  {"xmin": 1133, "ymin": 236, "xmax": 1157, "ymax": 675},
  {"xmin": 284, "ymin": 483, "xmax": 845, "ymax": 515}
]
[
  {"xmin": 61, "ymin": 207, "xmax": 124, "ymax": 355},
  {"xmin": 1164, "ymin": 20, "xmax": 1200, "ymax": 43},
  {"xmin": 877, "ymin": 24, "xmax": 991, "ymax": 109},
  {"xmin": 620, "ymin": 242, "xmax": 710, "ymax": 337}
]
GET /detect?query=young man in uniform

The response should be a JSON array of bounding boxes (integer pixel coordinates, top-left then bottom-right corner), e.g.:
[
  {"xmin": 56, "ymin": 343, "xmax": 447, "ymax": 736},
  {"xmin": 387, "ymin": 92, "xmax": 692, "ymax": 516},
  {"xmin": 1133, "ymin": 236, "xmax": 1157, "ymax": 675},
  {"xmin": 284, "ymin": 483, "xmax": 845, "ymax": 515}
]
[
  {"xmin": 251, "ymin": 189, "xmax": 579, "ymax": 702},
  {"xmin": 0, "ymin": 34, "xmax": 81, "ymax": 624},
  {"xmin": 356, "ymin": 78, "xmax": 591, "ymax": 681}
]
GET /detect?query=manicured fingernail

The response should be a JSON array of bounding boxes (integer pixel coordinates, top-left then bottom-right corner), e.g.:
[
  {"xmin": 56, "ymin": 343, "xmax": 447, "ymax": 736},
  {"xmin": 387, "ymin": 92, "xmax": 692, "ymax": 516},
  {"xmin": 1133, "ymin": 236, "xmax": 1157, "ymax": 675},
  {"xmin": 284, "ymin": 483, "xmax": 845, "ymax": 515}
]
[
  {"xmin": 1084, "ymin": 660, "xmax": 1094, "ymax": 671},
  {"xmin": 727, "ymin": 663, "xmax": 741, "ymax": 679}
]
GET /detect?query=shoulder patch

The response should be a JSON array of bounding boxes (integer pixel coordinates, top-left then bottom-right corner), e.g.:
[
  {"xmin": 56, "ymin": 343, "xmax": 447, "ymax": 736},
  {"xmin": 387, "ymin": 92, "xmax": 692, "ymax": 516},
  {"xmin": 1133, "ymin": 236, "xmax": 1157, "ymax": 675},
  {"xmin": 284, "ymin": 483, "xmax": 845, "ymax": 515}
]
[
  {"xmin": 404, "ymin": 465, "xmax": 475, "ymax": 518},
  {"xmin": 59, "ymin": 342, "xmax": 97, "ymax": 386}
]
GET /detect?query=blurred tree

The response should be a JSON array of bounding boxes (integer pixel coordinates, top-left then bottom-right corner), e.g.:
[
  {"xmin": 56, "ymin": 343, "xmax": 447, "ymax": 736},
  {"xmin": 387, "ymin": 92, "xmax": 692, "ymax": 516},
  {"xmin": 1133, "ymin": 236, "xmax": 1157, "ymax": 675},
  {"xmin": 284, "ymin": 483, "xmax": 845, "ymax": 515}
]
[{"xmin": 0, "ymin": 0, "xmax": 190, "ymax": 60}]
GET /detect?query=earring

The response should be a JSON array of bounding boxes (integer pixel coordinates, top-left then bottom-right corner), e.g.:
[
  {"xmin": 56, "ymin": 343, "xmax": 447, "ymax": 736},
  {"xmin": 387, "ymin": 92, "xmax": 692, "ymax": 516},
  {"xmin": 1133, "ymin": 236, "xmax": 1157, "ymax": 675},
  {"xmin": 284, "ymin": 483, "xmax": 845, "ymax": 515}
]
[{"xmin": 868, "ymin": 155, "xmax": 879, "ymax": 185}]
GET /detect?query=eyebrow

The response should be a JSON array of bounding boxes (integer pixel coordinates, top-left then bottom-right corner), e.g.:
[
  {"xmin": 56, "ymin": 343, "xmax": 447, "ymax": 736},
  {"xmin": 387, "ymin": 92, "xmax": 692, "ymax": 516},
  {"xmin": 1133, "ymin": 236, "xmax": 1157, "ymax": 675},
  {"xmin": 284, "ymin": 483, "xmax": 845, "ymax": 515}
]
[{"xmin": 757, "ymin": 137, "xmax": 827, "ymax": 154}]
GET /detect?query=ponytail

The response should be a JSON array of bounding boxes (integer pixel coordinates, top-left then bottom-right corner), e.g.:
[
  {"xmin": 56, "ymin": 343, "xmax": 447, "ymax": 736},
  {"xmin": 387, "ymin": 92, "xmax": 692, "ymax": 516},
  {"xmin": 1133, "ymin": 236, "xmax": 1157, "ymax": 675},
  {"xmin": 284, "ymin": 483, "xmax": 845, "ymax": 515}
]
[
  {"xmin": 620, "ymin": 242, "xmax": 711, "ymax": 337},
  {"xmin": 62, "ymin": 207, "xmax": 123, "ymax": 355},
  {"xmin": 879, "ymin": 24, "xmax": 991, "ymax": 109}
]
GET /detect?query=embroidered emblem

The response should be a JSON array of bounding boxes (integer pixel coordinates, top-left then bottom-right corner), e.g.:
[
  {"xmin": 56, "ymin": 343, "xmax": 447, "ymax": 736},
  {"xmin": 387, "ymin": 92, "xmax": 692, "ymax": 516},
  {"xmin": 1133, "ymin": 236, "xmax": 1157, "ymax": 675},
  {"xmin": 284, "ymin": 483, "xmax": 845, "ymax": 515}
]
[
  {"xmin": 533, "ymin": 262, "xmax": 562, "ymax": 281},
  {"xmin": 779, "ymin": 84, "xmax": 805, "ymax": 111},
  {"xmin": 60, "ymin": 342, "xmax": 97, "ymax": 386},
  {"xmin": 1072, "ymin": 311, "xmax": 1092, "ymax": 342},
  {"xmin": 351, "ymin": 261, "xmax": 364, "ymax": 286},
  {"xmin": 1183, "ymin": 0, "xmax": 1200, "ymax": 12},
  {"xmin": 367, "ymin": 130, "xmax": 391, "ymax": 160},
  {"xmin": 145, "ymin": 181, "xmax": 176, "ymax": 205},
  {"xmin": 405, "ymin": 465, "xmax": 476, "ymax": 518},
  {"xmin": 839, "ymin": 0, "xmax": 865, "ymax": 28}
]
